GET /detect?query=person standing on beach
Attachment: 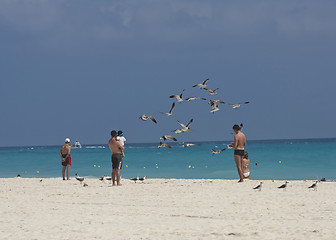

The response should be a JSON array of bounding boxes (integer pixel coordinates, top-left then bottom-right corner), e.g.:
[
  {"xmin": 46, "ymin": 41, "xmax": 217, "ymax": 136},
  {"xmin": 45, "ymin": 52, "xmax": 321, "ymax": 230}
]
[
  {"xmin": 108, "ymin": 130, "xmax": 125, "ymax": 186},
  {"xmin": 229, "ymin": 124, "xmax": 246, "ymax": 182},
  {"xmin": 60, "ymin": 138, "xmax": 72, "ymax": 180},
  {"xmin": 242, "ymin": 152, "xmax": 250, "ymax": 179}
]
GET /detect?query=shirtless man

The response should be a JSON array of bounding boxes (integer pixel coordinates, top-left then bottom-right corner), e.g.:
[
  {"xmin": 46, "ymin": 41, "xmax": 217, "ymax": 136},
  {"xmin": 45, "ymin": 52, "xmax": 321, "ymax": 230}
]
[
  {"xmin": 59, "ymin": 138, "xmax": 72, "ymax": 180},
  {"xmin": 108, "ymin": 130, "xmax": 125, "ymax": 186},
  {"xmin": 229, "ymin": 124, "xmax": 246, "ymax": 182}
]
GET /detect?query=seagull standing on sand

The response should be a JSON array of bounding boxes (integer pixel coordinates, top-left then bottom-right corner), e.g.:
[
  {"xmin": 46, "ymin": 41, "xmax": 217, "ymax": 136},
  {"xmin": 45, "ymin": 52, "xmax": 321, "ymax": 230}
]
[
  {"xmin": 75, "ymin": 173, "xmax": 84, "ymax": 184},
  {"xmin": 177, "ymin": 119, "xmax": 193, "ymax": 132},
  {"xmin": 308, "ymin": 181, "xmax": 318, "ymax": 191},
  {"xmin": 130, "ymin": 177, "xmax": 139, "ymax": 183},
  {"xmin": 253, "ymin": 182, "xmax": 263, "ymax": 191},
  {"xmin": 160, "ymin": 102, "xmax": 175, "ymax": 116},
  {"xmin": 204, "ymin": 88, "xmax": 219, "ymax": 95},
  {"xmin": 139, "ymin": 176, "xmax": 146, "ymax": 183},
  {"xmin": 158, "ymin": 142, "xmax": 172, "ymax": 149},
  {"xmin": 192, "ymin": 78, "xmax": 209, "ymax": 89},
  {"xmin": 139, "ymin": 114, "xmax": 157, "ymax": 123},
  {"xmin": 160, "ymin": 135, "xmax": 177, "ymax": 141},
  {"xmin": 228, "ymin": 102, "xmax": 250, "ymax": 109},
  {"xmin": 211, "ymin": 148, "xmax": 226, "ymax": 155},
  {"xmin": 169, "ymin": 89, "xmax": 185, "ymax": 102},
  {"xmin": 278, "ymin": 181, "xmax": 289, "ymax": 191},
  {"xmin": 185, "ymin": 97, "xmax": 207, "ymax": 102}
]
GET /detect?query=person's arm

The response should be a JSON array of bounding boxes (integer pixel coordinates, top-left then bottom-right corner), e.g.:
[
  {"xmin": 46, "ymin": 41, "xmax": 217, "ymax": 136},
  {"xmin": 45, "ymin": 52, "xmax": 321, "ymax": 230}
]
[
  {"xmin": 243, "ymin": 137, "xmax": 247, "ymax": 147},
  {"xmin": 117, "ymin": 141, "xmax": 125, "ymax": 151}
]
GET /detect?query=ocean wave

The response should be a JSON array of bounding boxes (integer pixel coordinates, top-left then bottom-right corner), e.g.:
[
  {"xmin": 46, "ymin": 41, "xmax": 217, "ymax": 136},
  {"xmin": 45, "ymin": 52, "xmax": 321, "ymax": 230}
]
[{"xmin": 85, "ymin": 146, "xmax": 106, "ymax": 149}]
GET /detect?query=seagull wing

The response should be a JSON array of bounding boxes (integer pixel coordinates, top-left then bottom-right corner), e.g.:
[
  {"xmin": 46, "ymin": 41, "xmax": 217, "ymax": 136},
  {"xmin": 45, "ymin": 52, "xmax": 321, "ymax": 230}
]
[
  {"xmin": 203, "ymin": 88, "xmax": 211, "ymax": 93},
  {"xmin": 180, "ymin": 89, "xmax": 185, "ymax": 98},
  {"xmin": 177, "ymin": 120, "xmax": 186, "ymax": 128},
  {"xmin": 169, "ymin": 95, "xmax": 179, "ymax": 99},
  {"xmin": 186, "ymin": 118, "xmax": 193, "ymax": 127},
  {"xmin": 220, "ymin": 148, "xmax": 226, "ymax": 152},
  {"xmin": 148, "ymin": 116, "xmax": 157, "ymax": 123},
  {"xmin": 239, "ymin": 101, "xmax": 250, "ymax": 105},
  {"xmin": 166, "ymin": 136, "xmax": 177, "ymax": 141},
  {"xmin": 192, "ymin": 84, "xmax": 199, "ymax": 88},
  {"xmin": 164, "ymin": 143, "xmax": 172, "ymax": 148},
  {"xmin": 169, "ymin": 102, "xmax": 175, "ymax": 114},
  {"xmin": 202, "ymin": 78, "xmax": 209, "ymax": 85}
]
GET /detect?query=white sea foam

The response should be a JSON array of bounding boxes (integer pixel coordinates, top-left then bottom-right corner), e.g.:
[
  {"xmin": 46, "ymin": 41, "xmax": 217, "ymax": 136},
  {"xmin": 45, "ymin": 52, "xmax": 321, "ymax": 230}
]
[{"xmin": 85, "ymin": 146, "xmax": 105, "ymax": 149}]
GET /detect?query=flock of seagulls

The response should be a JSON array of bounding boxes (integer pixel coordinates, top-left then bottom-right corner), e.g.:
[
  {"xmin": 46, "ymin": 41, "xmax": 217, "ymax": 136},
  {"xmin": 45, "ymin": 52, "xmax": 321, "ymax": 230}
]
[
  {"xmin": 139, "ymin": 78, "xmax": 250, "ymax": 152},
  {"xmin": 253, "ymin": 181, "xmax": 320, "ymax": 191}
]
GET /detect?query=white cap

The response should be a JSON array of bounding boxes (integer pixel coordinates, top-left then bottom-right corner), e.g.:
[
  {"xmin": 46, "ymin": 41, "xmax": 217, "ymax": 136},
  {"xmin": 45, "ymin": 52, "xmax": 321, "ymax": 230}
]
[{"xmin": 65, "ymin": 138, "xmax": 70, "ymax": 143}]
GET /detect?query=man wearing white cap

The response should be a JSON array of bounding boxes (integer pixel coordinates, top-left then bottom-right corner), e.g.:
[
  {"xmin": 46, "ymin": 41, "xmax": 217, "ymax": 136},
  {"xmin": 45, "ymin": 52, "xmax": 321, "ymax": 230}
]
[{"xmin": 59, "ymin": 138, "xmax": 72, "ymax": 180}]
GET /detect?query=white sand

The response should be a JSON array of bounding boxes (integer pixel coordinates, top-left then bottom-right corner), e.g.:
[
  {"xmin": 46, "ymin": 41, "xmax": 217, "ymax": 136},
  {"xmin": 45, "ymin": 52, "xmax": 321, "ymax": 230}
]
[{"xmin": 0, "ymin": 178, "xmax": 335, "ymax": 239}]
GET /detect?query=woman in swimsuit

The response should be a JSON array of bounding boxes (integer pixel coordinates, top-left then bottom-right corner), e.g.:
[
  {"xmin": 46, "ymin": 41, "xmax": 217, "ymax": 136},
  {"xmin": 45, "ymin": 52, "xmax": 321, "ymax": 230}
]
[{"xmin": 242, "ymin": 151, "xmax": 250, "ymax": 179}]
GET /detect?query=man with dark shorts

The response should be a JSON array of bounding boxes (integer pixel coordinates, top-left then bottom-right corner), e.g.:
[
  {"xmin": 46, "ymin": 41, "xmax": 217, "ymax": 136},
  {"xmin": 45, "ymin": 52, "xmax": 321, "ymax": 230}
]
[
  {"xmin": 229, "ymin": 125, "xmax": 246, "ymax": 182},
  {"xmin": 108, "ymin": 130, "xmax": 125, "ymax": 186},
  {"xmin": 60, "ymin": 138, "xmax": 72, "ymax": 180}
]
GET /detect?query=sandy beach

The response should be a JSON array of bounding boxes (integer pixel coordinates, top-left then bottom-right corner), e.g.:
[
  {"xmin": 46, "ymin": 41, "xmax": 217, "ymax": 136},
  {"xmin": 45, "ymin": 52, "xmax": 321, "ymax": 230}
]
[{"xmin": 0, "ymin": 178, "xmax": 335, "ymax": 240}]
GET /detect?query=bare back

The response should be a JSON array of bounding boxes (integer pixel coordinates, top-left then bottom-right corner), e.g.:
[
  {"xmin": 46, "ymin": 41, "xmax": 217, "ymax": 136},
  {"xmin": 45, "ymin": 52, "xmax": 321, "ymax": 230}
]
[
  {"xmin": 242, "ymin": 158, "xmax": 250, "ymax": 173},
  {"xmin": 60, "ymin": 144, "xmax": 71, "ymax": 156},
  {"xmin": 233, "ymin": 131, "xmax": 246, "ymax": 150},
  {"xmin": 108, "ymin": 138, "xmax": 125, "ymax": 154}
]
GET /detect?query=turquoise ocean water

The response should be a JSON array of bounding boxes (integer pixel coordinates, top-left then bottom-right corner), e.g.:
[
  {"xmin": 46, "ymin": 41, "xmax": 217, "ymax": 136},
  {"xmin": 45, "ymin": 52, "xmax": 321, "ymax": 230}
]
[{"xmin": 0, "ymin": 138, "xmax": 335, "ymax": 180}]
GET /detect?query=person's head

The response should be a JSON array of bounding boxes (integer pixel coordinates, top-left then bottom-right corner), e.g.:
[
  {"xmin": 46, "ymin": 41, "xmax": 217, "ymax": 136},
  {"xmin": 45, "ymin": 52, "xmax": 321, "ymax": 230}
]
[
  {"xmin": 117, "ymin": 130, "xmax": 123, "ymax": 136},
  {"xmin": 232, "ymin": 124, "xmax": 241, "ymax": 134},
  {"xmin": 65, "ymin": 138, "xmax": 70, "ymax": 144},
  {"xmin": 111, "ymin": 130, "xmax": 117, "ymax": 138},
  {"xmin": 243, "ymin": 151, "xmax": 248, "ymax": 159}
]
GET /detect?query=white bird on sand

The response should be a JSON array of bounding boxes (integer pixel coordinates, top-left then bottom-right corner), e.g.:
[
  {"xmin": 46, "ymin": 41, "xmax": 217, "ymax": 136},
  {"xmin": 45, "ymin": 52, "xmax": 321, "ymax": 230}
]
[
  {"xmin": 253, "ymin": 182, "xmax": 263, "ymax": 191},
  {"xmin": 158, "ymin": 142, "xmax": 172, "ymax": 149},
  {"xmin": 105, "ymin": 176, "xmax": 112, "ymax": 181},
  {"xmin": 169, "ymin": 89, "xmax": 185, "ymax": 102},
  {"xmin": 185, "ymin": 97, "xmax": 206, "ymax": 102},
  {"xmin": 308, "ymin": 181, "xmax": 318, "ymax": 191},
  {"xmin": 75, "ymin": 173, "xmax": 84, "ymax": 184},
  {"xmin": 139, "ymin": 114, "xmax": 157, "ymax": 123},
  {"xmin": 204, "ymin": 87, "xmax": 219, "ymax": 95},
  {"xmin": 177, "ymin": 119, "xmax": 193, "ymax": 132},
  {"xmin": 211, "ymin": 148, "xmax": 226, "ymax": 155},
  {"xmin": 193, "ymin": 78, "xmax": 209, "ymax": 89},
  {"xmin": 183, "ymin": 143, "xmax": 195, "ymax": 147},
  {"xmin": 130, "ymin": 176, "xmax": 139, "ymax": 183},
  {"xmin": 160, "ymin": 135, "xmax": 177, "ymax": 141},
  {"xmin": 139, "ymin": 176, "xmax": 146, "ymax": 183},
  {"xmin": 99, "ymin": 176, "xmax": 105, "ymax": 181},
  {"xmin": 228, "ymin": 101, "xmax": 250, "ymax": 109},
  {"xmin": 160, "ymin": 102, "xmax": 175, "ymax": 116},
  {"xmin": 278, "ymin": 181, "xmax": 289, "ymax": 190}
]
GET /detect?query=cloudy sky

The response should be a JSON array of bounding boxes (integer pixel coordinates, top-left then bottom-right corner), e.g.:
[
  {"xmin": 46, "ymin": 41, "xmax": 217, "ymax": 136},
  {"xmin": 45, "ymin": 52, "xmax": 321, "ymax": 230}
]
[{"xmin": 0, "ymin": 0, "xmax": 335, "ymax": 147}]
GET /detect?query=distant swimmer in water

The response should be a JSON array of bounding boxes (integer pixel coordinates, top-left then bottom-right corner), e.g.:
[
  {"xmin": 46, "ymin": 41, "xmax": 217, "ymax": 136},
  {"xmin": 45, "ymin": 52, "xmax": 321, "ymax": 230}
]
[
  {"xmin": 60, "ymin": 138, "xmax": 72, "ymax": 180},
  {"xmin": 242, "ymin": 152, "xmax": 250, "ymax": 179}
]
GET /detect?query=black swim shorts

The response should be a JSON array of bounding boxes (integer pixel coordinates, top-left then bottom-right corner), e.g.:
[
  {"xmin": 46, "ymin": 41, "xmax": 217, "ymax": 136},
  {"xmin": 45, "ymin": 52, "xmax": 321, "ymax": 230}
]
[
  {"xmin": 234, "ymin": 150, "xmax": 245, "ymax": 156},
  {"xmin": 112, "ymin": 153, "xmax": 123, "ymax": 169}
]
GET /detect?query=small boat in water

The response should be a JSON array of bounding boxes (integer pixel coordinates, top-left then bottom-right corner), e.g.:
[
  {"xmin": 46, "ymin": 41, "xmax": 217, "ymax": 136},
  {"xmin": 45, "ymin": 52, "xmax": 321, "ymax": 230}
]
[{"xmin": 72, "ymin": 141, "xmax": 82, "ymax": 148}]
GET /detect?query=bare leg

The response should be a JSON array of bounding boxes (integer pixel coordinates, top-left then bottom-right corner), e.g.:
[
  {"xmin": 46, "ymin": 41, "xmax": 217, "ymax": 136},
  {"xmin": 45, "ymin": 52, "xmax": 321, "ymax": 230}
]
[
  {"xmin": 112, "ymin": 169, "xmax": 117, "ymax": 186},
  {"xmin": 66, "ymin": 165, "xmax": 71, "ymax": 180},
  {"xmin": 117, "ymin": 169, "xmax": 122, "ymax": 186},
  {"xmin": 62, "ymin": 166, "xmax": 66, "ymax": 180},
  {"xmin": 234, "ymin": 155, "xmax": 244, "ymax": 182}
]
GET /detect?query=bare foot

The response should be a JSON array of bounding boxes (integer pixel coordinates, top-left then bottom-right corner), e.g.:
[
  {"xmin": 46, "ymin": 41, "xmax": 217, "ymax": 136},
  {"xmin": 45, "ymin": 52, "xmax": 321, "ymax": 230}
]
[
  {"xmin": 117, "ymin": 184, "xmax": 122, "ymax": 186},
  {"xmin": 112, "ymin": 184, "xmax": 117, "ymax": 186},
  {"xmin": 238, "ymin": 179, "xmax": 244, "ymax": 183}
]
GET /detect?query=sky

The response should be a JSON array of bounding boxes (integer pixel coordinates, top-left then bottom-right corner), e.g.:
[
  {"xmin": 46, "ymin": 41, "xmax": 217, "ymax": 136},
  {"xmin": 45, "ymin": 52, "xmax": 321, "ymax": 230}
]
[{"xmin": 0, "ymin": 0, "xmax": 335, "ymax": 147}]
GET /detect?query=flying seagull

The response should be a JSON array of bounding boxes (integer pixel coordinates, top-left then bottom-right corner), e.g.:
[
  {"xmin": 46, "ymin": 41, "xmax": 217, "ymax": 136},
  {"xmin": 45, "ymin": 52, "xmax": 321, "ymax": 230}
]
[
  {"xmin": 228, "ymin": 101, "xmax": 250, "ymax": 109},
  {"xmin": 160, "ymin": 135, "xmax": 177, "ymax": 141},
  {"xmin": 177, "ymin": 119, "xmax": 193, "ymax": 132},
  {"xmin": 183, "ymin": 143, "xmax": 195, "ymax": 147},
  {"xmin": 209, "ymin": 100, "xmax": 225, "ymax": 105},
  {"xmin": 185, "ymin": 97, "xmax": 207, "ymax": 102},
  {"xmin": 139, "ymin": 114, "xmax": 157, "ymax": 123},
  {"xmin": 308, "ymin": 181, "xmax": 318, "ymax": 191},
  {"xmin": 169, "ymin": 89, "xmax": 185, "ymax": 102},
  {"xmin": 158, "ymin": 142, "xmax": 172, "ymax": 149},
  {"xmin": 130, "ymin": 176, "xmax": 139, "ymax": 183},
  {"xmin": 192, "ymin": 78, "xmax": 209, "ymax": 89},
  {"xmin": 160, "ymin": 102, "xmax": 175, "ymax": 116},
  {"xmin": 75, "ymin": 173, "xmax": 84, "ymax": 184},
  {"xmin": 171, "ymin": 128, "xmax": 184, "ymax": 134},
  {"xmin": 209, "ymin": 102, "xmax": 219, "ymax": 113},
  {"xmin": 139, "ymin": 176, "xmax": 146, "ymax": 183},
  {"xmin": 239, "ymin": 123, "xmax": 244, "ymax": 131},
  {"xmin": 278, "ymin": 181, "xmax": 289, "ymax": 190},
  {"xmin": 204, "ymin": 87, "xmax": 219, "ymax": 95},
  {"xmin": 211, "ymin": 148, "xmax": 226, "ymax": 155},
  {"xmin": 253, "ymin": 182, "xmax": 263, "ymax": 191}
]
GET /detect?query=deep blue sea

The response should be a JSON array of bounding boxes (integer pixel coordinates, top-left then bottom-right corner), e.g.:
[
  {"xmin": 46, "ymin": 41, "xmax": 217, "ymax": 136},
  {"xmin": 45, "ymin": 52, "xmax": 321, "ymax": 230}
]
[{"xmin": 0, "ymin": 139, "xmax": 335, "ymax": 180}]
